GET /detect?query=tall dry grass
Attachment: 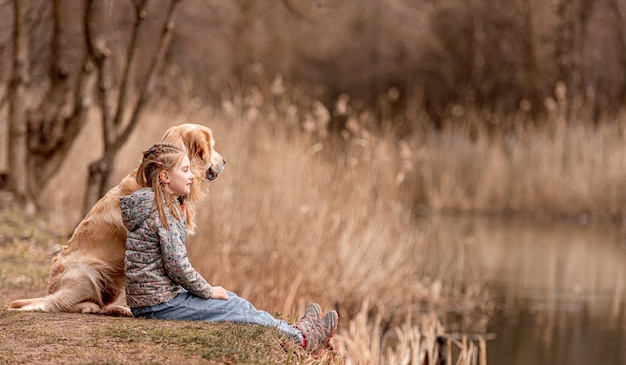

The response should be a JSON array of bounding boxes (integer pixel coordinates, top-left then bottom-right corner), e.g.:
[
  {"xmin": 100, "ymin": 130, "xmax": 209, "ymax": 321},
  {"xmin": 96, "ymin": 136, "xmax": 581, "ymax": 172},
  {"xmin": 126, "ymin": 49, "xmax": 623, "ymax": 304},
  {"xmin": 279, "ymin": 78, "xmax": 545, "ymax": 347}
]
[
  {"xmin": 407, "ymin": 109, "xmax": 626, "ymax": 219},
  {"xmin": 35, "ymin": 104, "xmax": 488, "ymax": 363},
  {"xmin": 28, "ymin": 74, "xmax": 626, "ymax": 364}
]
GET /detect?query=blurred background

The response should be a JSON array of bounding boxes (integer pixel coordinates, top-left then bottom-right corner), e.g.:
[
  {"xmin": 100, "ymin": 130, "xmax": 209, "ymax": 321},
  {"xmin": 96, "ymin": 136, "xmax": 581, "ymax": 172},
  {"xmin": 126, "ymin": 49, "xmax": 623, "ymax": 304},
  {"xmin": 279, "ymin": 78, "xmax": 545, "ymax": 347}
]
[{"xmin": 1, "ymin": 1, "xmax": 625, "ymax": 364}]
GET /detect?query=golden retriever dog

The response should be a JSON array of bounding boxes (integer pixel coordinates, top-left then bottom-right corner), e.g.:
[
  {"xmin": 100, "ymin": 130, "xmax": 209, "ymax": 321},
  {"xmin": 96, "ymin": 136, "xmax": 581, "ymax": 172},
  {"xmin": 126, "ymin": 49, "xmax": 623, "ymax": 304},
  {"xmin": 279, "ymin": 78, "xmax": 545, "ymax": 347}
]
[{"xmin": 8, "ymin": 123, "xmax": 225, "ymax": 316}]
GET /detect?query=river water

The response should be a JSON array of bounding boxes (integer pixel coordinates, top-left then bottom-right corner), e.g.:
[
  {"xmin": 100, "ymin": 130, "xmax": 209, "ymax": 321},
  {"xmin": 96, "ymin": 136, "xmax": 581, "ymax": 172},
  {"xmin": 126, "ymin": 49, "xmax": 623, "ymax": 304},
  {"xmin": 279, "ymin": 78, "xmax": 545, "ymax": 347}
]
[{"xmin": 424, "ymin": 216, "xmax": 626, "ymax": 365}]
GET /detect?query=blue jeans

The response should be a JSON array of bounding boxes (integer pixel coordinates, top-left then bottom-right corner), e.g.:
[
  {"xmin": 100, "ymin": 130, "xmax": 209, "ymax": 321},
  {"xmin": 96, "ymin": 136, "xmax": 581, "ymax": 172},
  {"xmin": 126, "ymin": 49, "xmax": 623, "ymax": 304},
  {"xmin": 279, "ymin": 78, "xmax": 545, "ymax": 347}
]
[{"xmin": 131, "ymin": 289, "xmax": 303, "ymax": 343}]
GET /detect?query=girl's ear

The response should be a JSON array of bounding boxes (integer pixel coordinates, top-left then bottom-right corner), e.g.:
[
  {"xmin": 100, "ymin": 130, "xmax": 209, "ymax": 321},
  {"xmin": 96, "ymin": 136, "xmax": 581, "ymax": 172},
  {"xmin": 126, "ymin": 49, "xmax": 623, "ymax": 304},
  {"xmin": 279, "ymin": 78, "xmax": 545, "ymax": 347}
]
[{"xmin": 159, "ymin": 170, "xmax": 170, "ymax": 184}]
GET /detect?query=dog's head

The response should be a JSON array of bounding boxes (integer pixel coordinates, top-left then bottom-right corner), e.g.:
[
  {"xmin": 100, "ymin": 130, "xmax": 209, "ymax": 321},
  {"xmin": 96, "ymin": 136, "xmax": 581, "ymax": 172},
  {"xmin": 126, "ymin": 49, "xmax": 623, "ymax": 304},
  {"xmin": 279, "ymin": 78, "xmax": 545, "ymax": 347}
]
[
  {"xmin": 160, "ymin": 124, "xmax": 225, "ymax": 233},
  {"xmin": 161, "ymin": 123, "xmax": 225, "ymax": 183}
]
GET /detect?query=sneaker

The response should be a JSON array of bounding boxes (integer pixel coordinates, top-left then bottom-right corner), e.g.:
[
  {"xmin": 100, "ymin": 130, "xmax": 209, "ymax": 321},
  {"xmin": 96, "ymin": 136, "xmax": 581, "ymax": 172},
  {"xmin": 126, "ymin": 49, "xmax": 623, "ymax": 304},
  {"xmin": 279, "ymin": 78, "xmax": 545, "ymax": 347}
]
[
  {"xmin": 294, "ymin": 303, "xmax": 322, "ymax": 334},
  {"xmin": 302, "ymin": 310, "xmax": 338, "ymax": 356}
]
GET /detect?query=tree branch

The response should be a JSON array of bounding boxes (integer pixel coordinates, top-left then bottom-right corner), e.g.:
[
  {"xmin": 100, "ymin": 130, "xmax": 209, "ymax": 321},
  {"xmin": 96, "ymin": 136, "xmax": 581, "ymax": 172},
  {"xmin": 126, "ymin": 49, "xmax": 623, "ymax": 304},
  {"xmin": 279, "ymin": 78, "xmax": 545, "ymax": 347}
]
[
  {"xmin": 113, "ymin": 0, "xmax": 148, "ymax": 130},
  {"xmin": 282, "ymin": 0, "xmax": 305, "ymax": 20},
  {"xmin": 85, "ymin": 0, "xmax": 116, "ymax": 149},
  {"xmin": 117, "ymin": 0, "xmax": 180, "ymax": 148},
  {"xmin": 0, "ymin": 88, "xmax": 6, "ymax": 110}
]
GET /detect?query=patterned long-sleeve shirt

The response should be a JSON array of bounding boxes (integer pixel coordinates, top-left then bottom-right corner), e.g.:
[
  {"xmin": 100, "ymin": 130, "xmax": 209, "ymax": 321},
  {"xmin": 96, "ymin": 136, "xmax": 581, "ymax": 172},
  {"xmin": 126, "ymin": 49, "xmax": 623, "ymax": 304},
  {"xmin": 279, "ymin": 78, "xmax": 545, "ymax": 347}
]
[{"xmin": 120, "ymin": 188, "xmax": 213, "ymax": 308}]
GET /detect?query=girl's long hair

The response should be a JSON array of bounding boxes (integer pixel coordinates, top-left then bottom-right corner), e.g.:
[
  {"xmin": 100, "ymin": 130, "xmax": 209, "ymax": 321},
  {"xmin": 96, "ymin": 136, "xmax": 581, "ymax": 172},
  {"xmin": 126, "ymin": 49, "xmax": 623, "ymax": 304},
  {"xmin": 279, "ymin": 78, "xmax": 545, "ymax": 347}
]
[{"xmin": 136, "ymin": 143, "xmax": 185, "ymax": 229}]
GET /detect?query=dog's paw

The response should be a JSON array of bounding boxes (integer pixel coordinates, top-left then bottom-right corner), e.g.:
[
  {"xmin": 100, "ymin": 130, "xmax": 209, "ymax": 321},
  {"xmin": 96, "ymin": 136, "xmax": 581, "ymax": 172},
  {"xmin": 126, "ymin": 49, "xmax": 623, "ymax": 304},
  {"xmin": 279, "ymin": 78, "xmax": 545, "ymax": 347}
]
[
  {"xmin": 74, "ymin": 302, "xmax": 102, "ymax": 314},
  {"xmin": 103, "ymin": 304, "xmax": 133, "ymax": 317}
]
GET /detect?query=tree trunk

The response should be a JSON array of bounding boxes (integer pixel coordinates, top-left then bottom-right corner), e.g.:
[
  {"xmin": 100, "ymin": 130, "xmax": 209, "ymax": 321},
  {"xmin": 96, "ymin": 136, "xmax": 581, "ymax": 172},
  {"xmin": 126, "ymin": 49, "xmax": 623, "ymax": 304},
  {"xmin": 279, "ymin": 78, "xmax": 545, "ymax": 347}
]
[
  {"xmin": 554, "ymin": 0, "xmax": 594, "ymax": 114},
  {"xmin": 520, "ymin": 0, "xmax": 540, "ymax": 115},
  {"xmin": 608, "ymin": 0, "xmax": 626, "ymax": 106},
  {"xmin": 84, "ymin": 151, "xmax": 116, "ymax": 215},
  {"xmin": 28, "ymin": 0, "xmax": 96, "ymax": 197},
  {"xmin": 82, "ymin": 0, "xmax": 180, "ymax": 214},
  {"xmin": 571, "ymin": 0, "xmax": 593, "ymax": 111},
  {"xmin": 8, "ymin": 0, "xmax": 32, "ymax": 204},
  {"xmin": 554, "ymin": 0, "xmax": 574, "ymax": 91}
]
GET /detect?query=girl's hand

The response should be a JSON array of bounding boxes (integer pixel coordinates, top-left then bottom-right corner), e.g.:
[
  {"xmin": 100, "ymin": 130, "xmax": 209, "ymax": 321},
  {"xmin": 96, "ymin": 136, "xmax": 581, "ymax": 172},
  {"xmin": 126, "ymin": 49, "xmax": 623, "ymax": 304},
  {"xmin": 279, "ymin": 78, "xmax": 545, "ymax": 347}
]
[{"xmin": 210, "ymin": 286, "xmax": 229, "ymax": 300}]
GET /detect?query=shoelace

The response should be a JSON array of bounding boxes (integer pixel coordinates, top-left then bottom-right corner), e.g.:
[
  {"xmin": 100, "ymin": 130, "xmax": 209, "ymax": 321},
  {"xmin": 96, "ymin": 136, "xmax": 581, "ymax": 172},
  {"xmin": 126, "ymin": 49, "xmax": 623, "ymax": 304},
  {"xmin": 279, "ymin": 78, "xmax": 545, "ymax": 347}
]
[{"xmin": 305, "ymin": 319, "xmax": 333, "ymax": 350}]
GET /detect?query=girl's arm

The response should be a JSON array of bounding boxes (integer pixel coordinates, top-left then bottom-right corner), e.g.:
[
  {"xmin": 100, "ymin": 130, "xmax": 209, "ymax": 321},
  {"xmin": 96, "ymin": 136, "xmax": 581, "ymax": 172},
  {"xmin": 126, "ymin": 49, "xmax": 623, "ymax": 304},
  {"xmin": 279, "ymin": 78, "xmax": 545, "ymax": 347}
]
[{"xmin": 157, "ymin": 225, "xmax": 213, "ymax": 299}]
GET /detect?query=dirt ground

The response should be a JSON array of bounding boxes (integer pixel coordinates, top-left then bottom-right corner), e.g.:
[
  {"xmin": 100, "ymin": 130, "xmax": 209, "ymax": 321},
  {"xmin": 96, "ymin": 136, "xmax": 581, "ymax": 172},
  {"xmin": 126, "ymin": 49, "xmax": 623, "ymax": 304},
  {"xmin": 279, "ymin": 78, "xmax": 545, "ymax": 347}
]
[
  {"xmin": 0, "ymin": 311, "xmax": 200, "ymax": 365},
  {"xmin": 1, "ymin": 287, "xmax": 273, "ymax": 365},
  {"xmin": 0, "ymin": 296, "xmax": 308, "ymax": 365}
]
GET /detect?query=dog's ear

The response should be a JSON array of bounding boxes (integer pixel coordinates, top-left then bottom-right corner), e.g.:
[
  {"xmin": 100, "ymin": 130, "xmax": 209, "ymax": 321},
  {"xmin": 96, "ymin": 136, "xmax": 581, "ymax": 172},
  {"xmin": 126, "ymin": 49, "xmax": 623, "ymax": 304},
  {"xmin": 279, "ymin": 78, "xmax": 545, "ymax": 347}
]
[{"xmin": 186, "ymin": 129, "xmax": 213, "ymax": 162}]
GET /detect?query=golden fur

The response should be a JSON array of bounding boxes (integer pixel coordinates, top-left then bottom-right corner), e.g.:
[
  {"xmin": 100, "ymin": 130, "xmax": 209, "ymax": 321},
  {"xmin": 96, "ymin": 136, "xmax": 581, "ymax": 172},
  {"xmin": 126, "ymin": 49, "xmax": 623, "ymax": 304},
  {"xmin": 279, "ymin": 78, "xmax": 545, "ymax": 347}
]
[{"xmin": 8, "ymin": 123, "xmax": 225, "ymax": 316}]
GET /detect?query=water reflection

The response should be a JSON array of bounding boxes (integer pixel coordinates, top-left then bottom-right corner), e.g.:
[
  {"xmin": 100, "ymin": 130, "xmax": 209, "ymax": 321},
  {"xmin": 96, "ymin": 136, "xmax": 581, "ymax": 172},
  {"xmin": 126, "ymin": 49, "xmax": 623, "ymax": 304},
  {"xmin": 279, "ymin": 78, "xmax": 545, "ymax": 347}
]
[{"xmin": 423, "ymin": 216, "xmax": 626, "ymax": 365}]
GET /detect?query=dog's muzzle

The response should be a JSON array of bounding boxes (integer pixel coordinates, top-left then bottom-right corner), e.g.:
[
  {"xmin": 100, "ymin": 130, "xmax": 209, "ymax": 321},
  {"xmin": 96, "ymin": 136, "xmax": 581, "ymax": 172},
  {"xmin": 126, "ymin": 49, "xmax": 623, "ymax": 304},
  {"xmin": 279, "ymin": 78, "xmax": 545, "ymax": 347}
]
[{"xmin": 206, "ymin": 158, "xmax": 226, "ymax": 181}]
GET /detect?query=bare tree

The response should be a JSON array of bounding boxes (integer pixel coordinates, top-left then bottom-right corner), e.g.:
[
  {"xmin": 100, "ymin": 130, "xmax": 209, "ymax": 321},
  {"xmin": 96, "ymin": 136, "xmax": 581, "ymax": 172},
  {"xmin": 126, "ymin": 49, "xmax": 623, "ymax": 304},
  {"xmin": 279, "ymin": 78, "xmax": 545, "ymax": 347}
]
[
  {"xmin": 5, "ymin": 0, "xmax": 180, "ymax": 215},
  {"xmin": 26, "ymin": 1, "xmax": 96, "ymax": 206},
  {"xmin": 82, "ymin": 0, "xmax": 180, "ymax": 213}
]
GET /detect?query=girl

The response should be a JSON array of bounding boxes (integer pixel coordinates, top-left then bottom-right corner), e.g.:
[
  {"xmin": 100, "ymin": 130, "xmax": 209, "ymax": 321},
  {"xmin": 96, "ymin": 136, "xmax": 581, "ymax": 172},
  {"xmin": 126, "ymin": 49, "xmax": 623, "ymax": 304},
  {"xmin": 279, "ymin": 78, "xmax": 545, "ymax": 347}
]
[{"xmin": 120, "ymin": 143, "xmax": 337, "ymax": 356}]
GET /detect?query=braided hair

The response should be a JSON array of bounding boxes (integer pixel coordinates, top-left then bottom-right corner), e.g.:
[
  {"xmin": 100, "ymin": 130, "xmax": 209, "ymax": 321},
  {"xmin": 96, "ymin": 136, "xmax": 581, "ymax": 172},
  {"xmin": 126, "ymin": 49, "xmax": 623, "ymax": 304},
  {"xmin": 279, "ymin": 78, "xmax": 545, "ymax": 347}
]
[{"xmin": 136, "ymin": 143, "xmax": 186, "ymax": 229}]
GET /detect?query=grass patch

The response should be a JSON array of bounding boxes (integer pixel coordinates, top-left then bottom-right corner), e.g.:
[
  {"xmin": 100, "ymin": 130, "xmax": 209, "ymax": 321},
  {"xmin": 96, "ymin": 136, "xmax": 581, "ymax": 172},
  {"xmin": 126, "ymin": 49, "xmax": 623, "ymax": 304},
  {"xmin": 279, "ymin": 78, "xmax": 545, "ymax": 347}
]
[
  {"xmin": 106, "ymin": 318, "xmax": 294, "ymax": 363},
  {"xmin": 0, "ymin": 236, "xmax": 53, "ymax": 291},
  {"xmin": 0, "ymin": 204, "xmax": 61, "ymax": 291},
  {"xmin": 0, "ymin": 202, "xmax": 63, "ymax": 245}
]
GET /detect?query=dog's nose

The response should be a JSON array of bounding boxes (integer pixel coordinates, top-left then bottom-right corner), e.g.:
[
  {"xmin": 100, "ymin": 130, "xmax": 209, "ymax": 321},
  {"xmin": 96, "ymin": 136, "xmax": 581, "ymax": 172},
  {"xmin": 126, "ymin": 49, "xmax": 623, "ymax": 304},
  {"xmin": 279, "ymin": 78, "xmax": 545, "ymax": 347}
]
[{"xmin": 222, "ymin": 158, "xmax": 226, "ymax": 165}]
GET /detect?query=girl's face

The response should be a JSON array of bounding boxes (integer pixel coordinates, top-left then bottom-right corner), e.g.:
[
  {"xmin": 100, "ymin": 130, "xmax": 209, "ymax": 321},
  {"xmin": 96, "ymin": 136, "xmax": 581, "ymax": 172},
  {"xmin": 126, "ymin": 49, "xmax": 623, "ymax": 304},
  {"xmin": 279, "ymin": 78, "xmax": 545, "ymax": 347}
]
[{"xmin": 162, "ymin": 155, "xmax": 194, "ymax": 196}]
